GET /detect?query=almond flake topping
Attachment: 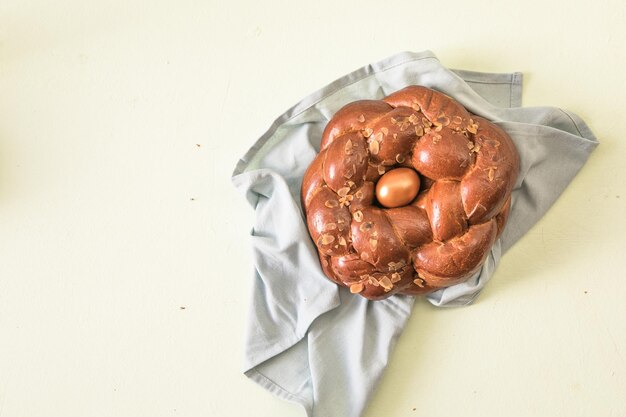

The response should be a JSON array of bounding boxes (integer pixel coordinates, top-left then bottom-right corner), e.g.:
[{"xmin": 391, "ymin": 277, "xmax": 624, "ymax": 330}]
[
  {"xmin": 320, "ymin": 234, "xmax": 335, "ymax": 245},
  {"xmin": 344, "ymin": 139, "xmax": 353, "ymax": 154},
  {"xmin": 436, "ymin": 115, "xmax": 450, "ymax": 126},
  {"xmin": 467, "ymin": 120, "xmax": 479, "ymax": 134},
  {"xmin": 363, "ymin": 128, "xmax": 373, "ymax": 138},
  {"xmin": 350, "ymin": 283, "xmax": 364, "ymax": 293},
  {"xmin": 357, "ymin": 114, "xmax": 365, "ymax": 123},
  {"xmin": 369, "ymin": 140, "xmax": 379, "ymax": 155},
  {"xmin": 353, "ymin": 210, "xmax": 363, "ymax": 222},
  {"xmin": 369, "ymin": 238, "xmax": 378, "ymax": 250},
  {"xmin": 388, "ymin": 259, "xmax": 406, "ymax": 271},
  {"xmin": 359, "ymin": 221, "xmax": 374, "ymax": 232},
  {"xmin": 379, "ymin": 276, "xmax": 393, "ymax": 291},
  {"xmin": 377, "ymin": 164, "xmax": 386, "ymax": 175},
  {"xmin": 413, "ymin": 278, "xmax": 425, "ymax": 288},
  {"xmin": 391, "ymin": 273, "xmax": 401, "ymax": 283},
  {"xmin": 325, "ymin": 200, "xmax": 339, "ymax": 208},
  {"xmin": 337, "ymin": 187, "xmax": 350, "ymax": 197},
  {"xmin": 415, "ymin": 125, "xmax": 424, "ymax": 136},
  {"xmin": 381, "ymin": 127, "xmax": 389, "ymax": 136}
]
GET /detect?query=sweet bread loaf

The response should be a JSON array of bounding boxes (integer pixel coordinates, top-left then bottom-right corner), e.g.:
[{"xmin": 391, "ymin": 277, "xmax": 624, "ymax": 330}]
[{"xmin": 301, "ymin": 86, "xmax": 519, "ymax": 300}]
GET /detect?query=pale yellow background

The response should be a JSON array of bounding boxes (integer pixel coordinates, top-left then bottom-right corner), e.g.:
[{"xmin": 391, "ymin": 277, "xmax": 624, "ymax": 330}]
[{"xmin": 1, "ymin": 1, "xmax": 625, "ymax": 416}]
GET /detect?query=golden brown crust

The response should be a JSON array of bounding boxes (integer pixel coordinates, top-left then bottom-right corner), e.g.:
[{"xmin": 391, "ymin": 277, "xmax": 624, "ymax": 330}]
[{"xmin": 301, "ymin": 86, "xmax": 519, "ymax": 299}]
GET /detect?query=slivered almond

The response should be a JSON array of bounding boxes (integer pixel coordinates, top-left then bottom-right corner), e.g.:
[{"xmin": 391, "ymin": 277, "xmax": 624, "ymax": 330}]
[
  {"xmin": 319, "ymin": 234, "xmax": 335, "ymax": 245},
  {"xmin": 437, "ymin": 115, "xmax": 450, "ymax": 126},
  {"xmin": 337, "ymin": 187, "xmax": 350, "ymax": 197},
  {"xmin": 350, "ymin": 283, "xmax": 364, "ymax": 293},
  {"xmin": 325, "ymin": 200, "xmax": 339, "ymax": 208},
  {"xmin": 379, "ymin": 276, "xmax": 393, "ymax": 291},
  {"xmin": 344, "ymin": 139, "xmax": 353, "ymax": 154},
  {"xmin": 359, "ymin": 221, "xmax": 374, "ymax": 232},
  {"xmin": 363, "ymin": 128, "xmax": 373, "ymax": 138},
  {"xmin": 357, "ymin": 114, "xmax": 365, "ymax": 123},
  {"xmin": 369, "ymin": 140, "xmax": 379, "ymax": 155}
]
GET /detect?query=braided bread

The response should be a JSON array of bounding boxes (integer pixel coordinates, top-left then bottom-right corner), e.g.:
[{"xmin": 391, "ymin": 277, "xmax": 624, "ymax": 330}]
[{"xmin": 301, "ymin": 86, "xmax": 519, "ymax": 300}]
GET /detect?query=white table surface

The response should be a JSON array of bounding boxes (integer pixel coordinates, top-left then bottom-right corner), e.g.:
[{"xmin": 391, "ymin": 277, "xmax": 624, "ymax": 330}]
[{"xmin": 1, "ymin": 1, "xmax": 625, "ymax": 416}]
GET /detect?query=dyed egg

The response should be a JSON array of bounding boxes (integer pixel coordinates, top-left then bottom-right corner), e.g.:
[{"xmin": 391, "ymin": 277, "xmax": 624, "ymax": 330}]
[{"xmin": 375, "ymin": 168, "xmax": 421, "ymax": 208}]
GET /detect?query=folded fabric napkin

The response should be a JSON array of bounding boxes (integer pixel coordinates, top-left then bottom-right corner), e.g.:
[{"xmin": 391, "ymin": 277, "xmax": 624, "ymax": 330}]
[{"xmin": 232, "ymin": 51, "xmax": 598, "ymax": 417}]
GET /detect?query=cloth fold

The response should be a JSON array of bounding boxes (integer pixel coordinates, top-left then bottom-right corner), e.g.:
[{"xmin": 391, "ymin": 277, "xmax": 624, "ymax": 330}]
[{"xmin": 232, "ymin": 51, "xmax": 598, "ymax": 417}]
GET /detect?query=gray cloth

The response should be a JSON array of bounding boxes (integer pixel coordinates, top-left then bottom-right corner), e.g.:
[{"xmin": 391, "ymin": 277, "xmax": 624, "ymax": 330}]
[{"xmin": 231, "ymin": 51, "xmax": 598, "ymax": 417}]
